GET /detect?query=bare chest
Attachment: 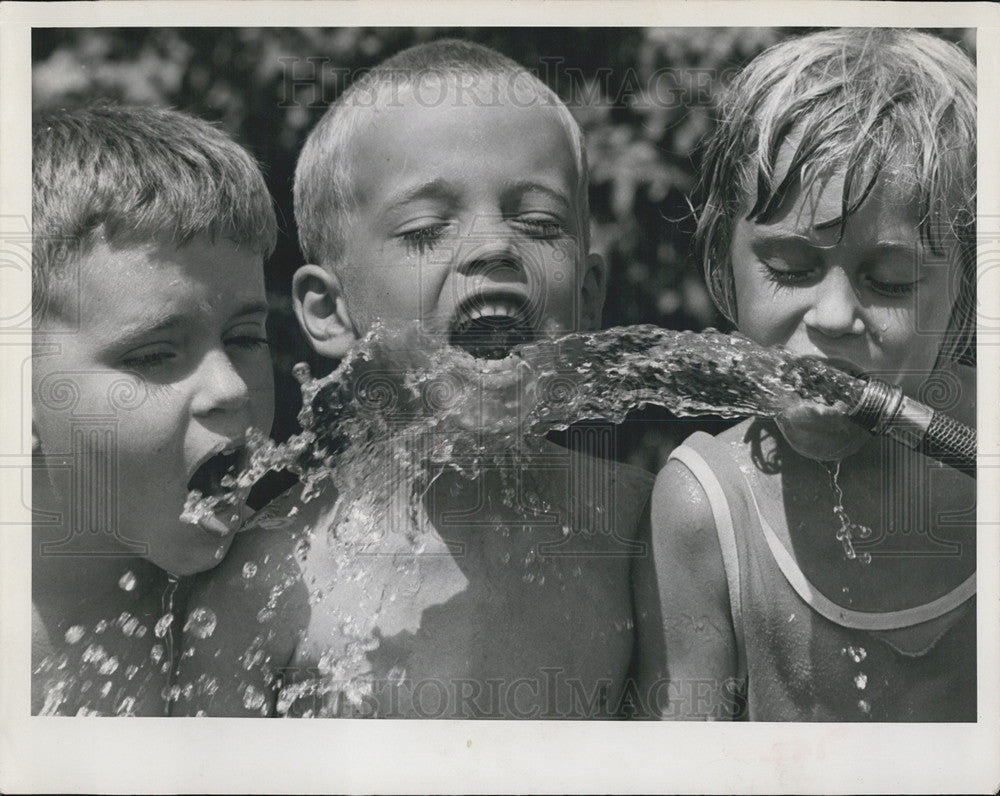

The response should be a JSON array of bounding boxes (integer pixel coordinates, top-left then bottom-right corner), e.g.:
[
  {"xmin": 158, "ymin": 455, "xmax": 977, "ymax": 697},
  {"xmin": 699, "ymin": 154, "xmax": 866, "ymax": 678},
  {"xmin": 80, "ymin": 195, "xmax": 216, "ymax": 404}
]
[{"xmin": 290, "ymin": 521, "xmax": 636, "ymax": 718}]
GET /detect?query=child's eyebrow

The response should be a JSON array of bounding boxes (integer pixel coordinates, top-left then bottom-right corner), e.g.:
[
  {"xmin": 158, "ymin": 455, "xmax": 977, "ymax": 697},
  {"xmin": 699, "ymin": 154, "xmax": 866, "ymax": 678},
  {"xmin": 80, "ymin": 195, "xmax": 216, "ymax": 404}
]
[
  {"xmin": 748, "ymin": 231, "xmax": 818, "ymax": 250},
  {"xmin": 383, "ymin": 178, "xmax": 458, "ymax": 213},
  {"xmin": 230, "ymin": 300, "xmax": 270, "ymax": 320},
  {"xmin": 114, "ymin": 312, "xmax": 189, "ymax": 342},
  {"xmin": 112, "ymin": 301, "xmax": 269, "ymax": 344},
  {"xmin": 504, "ymin": 180, "xmax": 572, "ymax": 210}
]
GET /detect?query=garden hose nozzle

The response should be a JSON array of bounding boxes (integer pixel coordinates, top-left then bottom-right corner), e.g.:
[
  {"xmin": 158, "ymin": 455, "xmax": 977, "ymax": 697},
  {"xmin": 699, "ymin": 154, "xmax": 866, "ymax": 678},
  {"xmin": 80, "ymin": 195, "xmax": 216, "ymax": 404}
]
[{"xmin": 848, "ymin": 377, "xmax": 977, "ymax": 478}]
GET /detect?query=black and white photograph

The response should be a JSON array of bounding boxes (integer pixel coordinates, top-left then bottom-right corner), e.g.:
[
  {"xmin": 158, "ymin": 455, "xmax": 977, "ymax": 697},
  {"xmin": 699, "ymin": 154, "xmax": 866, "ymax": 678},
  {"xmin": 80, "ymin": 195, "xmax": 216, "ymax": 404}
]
[{"xmin": 2, "ymin": 2, "xmax": 999, "ymax": 793}]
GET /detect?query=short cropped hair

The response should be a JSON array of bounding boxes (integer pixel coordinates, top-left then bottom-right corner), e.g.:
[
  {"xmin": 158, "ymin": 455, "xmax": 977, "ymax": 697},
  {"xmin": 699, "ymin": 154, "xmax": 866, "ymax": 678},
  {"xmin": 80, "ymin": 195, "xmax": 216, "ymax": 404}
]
[
  {"xmin": 695, "ymin": 28, "xmax": 977, "ymax": 363},
  {"xmin": 294, "ymin": 38, "xmax": 589, "ymax": 266},
  {"xmin": 33, "ymin": 101, "xmax": 278, "ymax": 321}
]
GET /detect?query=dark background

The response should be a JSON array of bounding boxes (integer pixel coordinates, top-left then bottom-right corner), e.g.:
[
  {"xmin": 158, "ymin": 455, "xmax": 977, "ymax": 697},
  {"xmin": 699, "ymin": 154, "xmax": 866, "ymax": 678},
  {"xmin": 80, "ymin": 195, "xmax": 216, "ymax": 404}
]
[{"xmin": 31, "ymin": 27, "xmax": 977, "ymax": 476}]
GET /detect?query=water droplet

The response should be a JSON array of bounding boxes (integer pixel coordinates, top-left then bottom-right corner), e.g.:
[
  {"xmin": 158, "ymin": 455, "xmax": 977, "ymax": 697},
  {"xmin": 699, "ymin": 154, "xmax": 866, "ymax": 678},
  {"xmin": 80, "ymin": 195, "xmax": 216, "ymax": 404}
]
[
  {"xmin": 121, "ymin": 617, "xmax": 141, "ymax": 638},
  {"xmin": 135, "ymin": 625, "xmax": 148, "ymax": 639},
  {"xmin": 183, "ymin": 606, "xmax": 218, "ymax": 639},
  {"xmin": 76, "ymin": 706, "xmax": 101, "ymax": 716},
  {"xmin": 854, "ymin": 673, "xmax": 868, "ymax": 690},
  {"xmin": 115, "ymin": 696, "xmax": 136, "ymax": 716},
  {"xmin": 162, "ymin": 684, "xmax": 182, "ymax": 703},
  {"xmin": 118, "ymin": 570, "xmax": 137, "ymax": 591},
  {"xmin": 150, "ymin": 644, "xmax": 164, "ymax": 665},
  {"xmin": 125, "ymin": 665, "xmax": 139, "ymax": 680},
  {"xmin": 858, "ymin": 699, "xmax": 871, "ymax": 714},
  {"xmin": 100, "ymin": 680, "xmax": 113, "ymax": 697},
  {"xmin": 257, "ymin": 608, "xmax": 276, "ymax": 623},
  {"xmin": 81, "ymin": 644, "xmax": 106, "ymax": 665},
  {"xmin": 242, "ymin": 561, "xmax": 258, "ymax": 579},
  {"xmin": 844, "ymin": 645, "xmax": 867, "ymax": 663},
  {"xmin": 154, "ymin": 613, "xmax": 174, "ymax": 638},
  {"xmin": 98, "ymin": 656, "xmax": 119, "ymax": 676},
  {"xmin": 94, "ymin": 620, "xmax": 108, "ymax": 634},
  {"xmin": 64, "ymin": 625, "xmax": 85, "ymax": 644},
  {"xmin": 214, "ymin": 546, "xmax": 225, "ymax": 560},
  {"xmin": 242, "ymin": 684, "xmax": 266, "ymax": 710}
]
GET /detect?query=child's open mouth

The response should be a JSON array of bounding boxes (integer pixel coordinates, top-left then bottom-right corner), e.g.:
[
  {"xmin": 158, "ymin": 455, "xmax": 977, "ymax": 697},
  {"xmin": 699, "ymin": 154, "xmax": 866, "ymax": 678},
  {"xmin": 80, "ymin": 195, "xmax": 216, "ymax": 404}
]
[
  {"xmin": 448, "ymin": 298, "xmax": 536, "ymax": 360},
  {"xmin": 182, "ymin": 445, "xmax": 251, "ymax": 537},
  {"xmin": 187, "ymin": 446, "xmax": 247, "ymax": 499}
]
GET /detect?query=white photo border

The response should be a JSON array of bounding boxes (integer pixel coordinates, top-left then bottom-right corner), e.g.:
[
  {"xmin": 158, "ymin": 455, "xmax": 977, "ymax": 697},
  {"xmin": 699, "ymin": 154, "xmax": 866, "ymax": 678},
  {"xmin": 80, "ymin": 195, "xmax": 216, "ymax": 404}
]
[{"xmin": 2, "ymin": 2, "xmax": 998, "ymax": 793}]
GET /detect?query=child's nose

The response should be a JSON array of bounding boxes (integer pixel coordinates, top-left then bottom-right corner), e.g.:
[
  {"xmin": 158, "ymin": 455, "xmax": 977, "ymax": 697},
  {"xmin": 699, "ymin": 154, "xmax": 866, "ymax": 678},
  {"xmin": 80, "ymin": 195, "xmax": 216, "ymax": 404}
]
[
  {"xmin": 803, "ymin": 268, "xmax": 866, "ymax": 338},
  {"xmin": 190, "ymin": 349, "xmax": 251, "ymax": 416},
  {"xmin": 455, "ymin": 219, "xmax": 525, "ymax": 282}
]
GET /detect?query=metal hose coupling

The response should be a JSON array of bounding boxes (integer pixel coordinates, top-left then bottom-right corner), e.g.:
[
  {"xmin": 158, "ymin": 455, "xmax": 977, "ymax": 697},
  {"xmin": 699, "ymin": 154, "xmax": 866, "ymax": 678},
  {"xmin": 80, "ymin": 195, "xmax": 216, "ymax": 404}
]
[{"xmin": 847, "ymin": 377, "xmax": 977, "ymax": 478}]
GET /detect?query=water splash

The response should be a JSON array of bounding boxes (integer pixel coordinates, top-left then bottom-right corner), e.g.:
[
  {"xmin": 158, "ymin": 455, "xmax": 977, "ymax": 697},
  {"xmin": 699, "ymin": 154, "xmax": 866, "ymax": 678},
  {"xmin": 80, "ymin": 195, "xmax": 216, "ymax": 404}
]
[
  {"xmin": 826, "ymin": 461, "xmax": 873, "ymax": 564},
  {"xmin": 181, "ymin": 321, "xmax": 862, "ymax": 526},
  {"xmin": 64, "ymin": 626, "xmax": 85, "ymax": 645},
  {"xmin": 118, "ymin": 571, "xmax": 137, "ymax": 592},
  {"xmin": 153, "ymin": 613, "xmax": 174, "ymax": 639},
  {"xmin": 183, "ymin": 607, "xmax": 218, "ymax": 640},
  {"xmin": 843, "ymin": 645, "xmax": 867, "ymax": 664},
  {"xmin": 171, "ymin": 321, "xmax": 870, "ymax": 715}
]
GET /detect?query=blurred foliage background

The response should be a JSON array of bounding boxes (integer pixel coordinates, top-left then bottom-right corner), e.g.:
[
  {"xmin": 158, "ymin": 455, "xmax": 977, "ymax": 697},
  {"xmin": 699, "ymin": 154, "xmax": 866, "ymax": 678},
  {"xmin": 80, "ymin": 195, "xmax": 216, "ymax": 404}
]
[{"xmin": 32, "ymin": 27, "xmax": 976, "ymax": 476}]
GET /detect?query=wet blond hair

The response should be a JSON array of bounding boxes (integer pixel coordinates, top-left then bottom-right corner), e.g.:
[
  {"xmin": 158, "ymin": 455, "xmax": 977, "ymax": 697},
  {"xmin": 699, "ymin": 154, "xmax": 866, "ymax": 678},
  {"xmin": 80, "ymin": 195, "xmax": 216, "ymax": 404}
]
[
  {"xmin": 695, "ymin": 28, "xmax": 976, "ymax": 362},
  {"xmin": 294, "ymin": 38, "xmax": 589, "ymax": 266}
]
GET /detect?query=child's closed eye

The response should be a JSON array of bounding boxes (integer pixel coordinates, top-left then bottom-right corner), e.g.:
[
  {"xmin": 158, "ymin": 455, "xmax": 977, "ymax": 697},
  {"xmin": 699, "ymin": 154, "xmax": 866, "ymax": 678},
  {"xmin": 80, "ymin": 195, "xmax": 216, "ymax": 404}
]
[
  {"xmin": 760, "ymin": 260, "xmax": 820, "ymax": 287},
  {"xmin": 865, "ymin": 276, "xmax": 918, "ymax": 298},
  {"xmin": 120, "ymin": 347, "xmax": 176, "ymax": 374},
  {"xmin": 512, "ymin": 214, "xmax": 567, "ymax": 239},
  {"xmin": 399, "ymin": 222, "xmax": 451, "ymax": 256},
  {"xmin": 225, "ymin": 333, "xmax": 270, "ymax": 352}
]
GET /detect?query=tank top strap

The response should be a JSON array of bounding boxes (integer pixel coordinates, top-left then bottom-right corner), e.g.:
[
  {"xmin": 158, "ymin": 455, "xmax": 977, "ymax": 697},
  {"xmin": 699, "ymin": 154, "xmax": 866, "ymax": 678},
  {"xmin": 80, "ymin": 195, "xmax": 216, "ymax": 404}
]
[
  {"xmin": 667, "ymin": 434, "xmax": 748, "ymax": 682},
  {"xmin": 737, "ymin": 462, "xmax": 977, "ymax": 630}
]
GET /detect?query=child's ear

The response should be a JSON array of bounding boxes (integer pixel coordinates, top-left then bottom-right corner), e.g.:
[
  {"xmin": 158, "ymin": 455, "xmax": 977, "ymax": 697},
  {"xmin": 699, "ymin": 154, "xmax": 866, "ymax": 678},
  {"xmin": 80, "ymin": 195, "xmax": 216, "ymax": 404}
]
[
  {"xmin": 579, "ymin": 252, "xmax": 607, "ymax": 332},
  {"xmin": 292, "ymin": 264, "xmax": 358, "ymax": 360}
]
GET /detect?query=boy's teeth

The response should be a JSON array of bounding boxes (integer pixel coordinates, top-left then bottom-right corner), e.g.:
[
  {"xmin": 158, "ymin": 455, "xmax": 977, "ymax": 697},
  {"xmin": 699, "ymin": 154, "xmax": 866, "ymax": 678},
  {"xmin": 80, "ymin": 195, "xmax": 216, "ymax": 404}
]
[{"xmin": 462, "ymin": 300, "xmax": 521, "ymax": 326}]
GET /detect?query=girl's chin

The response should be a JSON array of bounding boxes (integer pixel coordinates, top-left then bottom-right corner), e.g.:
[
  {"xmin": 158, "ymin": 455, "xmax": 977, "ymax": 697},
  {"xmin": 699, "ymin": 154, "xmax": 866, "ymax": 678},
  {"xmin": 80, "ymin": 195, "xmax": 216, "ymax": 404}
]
[{"xmin": 774, "ymin": 400, "xmax": 872, "ymax": 462}]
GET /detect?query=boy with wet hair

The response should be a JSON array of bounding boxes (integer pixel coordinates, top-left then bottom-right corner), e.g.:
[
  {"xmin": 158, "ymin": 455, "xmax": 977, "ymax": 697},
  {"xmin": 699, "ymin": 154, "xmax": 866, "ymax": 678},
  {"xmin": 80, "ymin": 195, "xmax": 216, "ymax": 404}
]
[
  {"xmin": 174, "ymin": 39, "xmax": 654, "ymax": 718},
  {"xmin": 635, "ymin": 28, "xmax": 977, "ymax": 721},
  {"xmin": 32, "ymin": 102, "xmax": 277, "ymax": 715}
]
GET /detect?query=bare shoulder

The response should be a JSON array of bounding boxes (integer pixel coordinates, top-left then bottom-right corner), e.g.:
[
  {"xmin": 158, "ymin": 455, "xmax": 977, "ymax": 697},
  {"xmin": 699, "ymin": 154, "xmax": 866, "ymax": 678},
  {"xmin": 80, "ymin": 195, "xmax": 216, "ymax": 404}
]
[
  {"xmin": 649, "ymin": 455, "xmax": 719, "ymax": 558},
  {"xmin": 647, "ymin": 435, "xmax": 733, "ymax": 616},
  {"xmin": 635, "ymin": 439, "xmax": 740, "ymax": 718},
  {"xmin": 542, "ymin": 439, "xmax": 655, "ymax": 542}
]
